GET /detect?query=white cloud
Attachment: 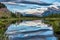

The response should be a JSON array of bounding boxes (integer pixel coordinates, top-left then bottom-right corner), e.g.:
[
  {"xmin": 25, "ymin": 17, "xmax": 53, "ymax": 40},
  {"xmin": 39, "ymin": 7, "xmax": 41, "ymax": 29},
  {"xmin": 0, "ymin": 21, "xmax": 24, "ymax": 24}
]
[
  {"xmin": 1, "ymin": 2, "xmax": 17, "ymax": 4},
  {"xmin": 53, "ymin": 2, "xmax": 60, "ymax": 6},
  {"xmin": 13, "ymin": 8, "xmax": 48, "ymax": 15}
]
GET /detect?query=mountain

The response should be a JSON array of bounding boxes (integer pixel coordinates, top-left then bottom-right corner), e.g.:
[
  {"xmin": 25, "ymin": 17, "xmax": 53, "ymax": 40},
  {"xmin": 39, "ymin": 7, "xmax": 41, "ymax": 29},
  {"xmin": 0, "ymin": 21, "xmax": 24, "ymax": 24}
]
[
  {"xmin": 0, "ymin": 3, "xmax": 16, "ymax": 18},
  {"xmin": 1, "ymin": 0, "xmax": 60, "ymax": 17},
  {"xmin": 34, "ymin": 6, "xmax": 60, "ymax": 17},
  {"xmin": 42, "ymin": 5, "xmax": 60, "ymax": 16},
  {"xmin": 0, "ymin": 3, "xmax": 6, "ymax": 8},
  {"xmin": 15, "ymin": 4, "xmax": 60, "ymax": 17}
]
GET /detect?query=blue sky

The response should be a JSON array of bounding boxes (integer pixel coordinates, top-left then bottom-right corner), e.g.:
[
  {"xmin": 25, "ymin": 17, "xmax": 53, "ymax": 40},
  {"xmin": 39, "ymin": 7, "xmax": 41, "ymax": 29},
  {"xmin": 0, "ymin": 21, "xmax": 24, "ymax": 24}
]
[
  {"xmin": 2, "ymin": 0, "xmax": 60, "ymax": 15},
  {"xmin": 0, "ymin": 0, "xmax": 59, "ymax": 3},
  {"xmin": 40, "ymin": 0, "xmax": 56, "ymax": 3}
]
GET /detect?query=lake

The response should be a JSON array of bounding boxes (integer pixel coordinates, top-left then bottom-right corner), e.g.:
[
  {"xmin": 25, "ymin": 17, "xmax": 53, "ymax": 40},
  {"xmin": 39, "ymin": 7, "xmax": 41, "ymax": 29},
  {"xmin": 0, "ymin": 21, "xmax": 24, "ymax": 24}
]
[
  {"xmin": 5, "ymin": 20, "xmax": 58, "ymax": 40},
  {"xmin": 1, "ymin": 1, "xmax": 60, "ymax": 40}
]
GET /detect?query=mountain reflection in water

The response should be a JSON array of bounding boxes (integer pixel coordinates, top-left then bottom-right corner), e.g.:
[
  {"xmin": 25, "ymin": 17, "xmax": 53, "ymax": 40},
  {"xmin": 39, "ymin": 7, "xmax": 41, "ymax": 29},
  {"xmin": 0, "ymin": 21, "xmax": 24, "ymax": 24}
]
[{"xmin": 5, "ymin": 20, "xmax": 57, "ymax": 40}]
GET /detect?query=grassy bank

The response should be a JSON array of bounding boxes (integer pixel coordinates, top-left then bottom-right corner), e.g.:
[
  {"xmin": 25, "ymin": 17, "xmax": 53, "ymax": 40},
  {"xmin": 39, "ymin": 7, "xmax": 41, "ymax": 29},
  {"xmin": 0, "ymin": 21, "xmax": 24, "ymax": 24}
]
[
  {"xmin": 43, "ymin": 18, "xmax": 60, "ymax": 36},
  {"xmin": 0, "ymin": 17, "xmax": 60, "ymax": 40},
  {"xmin": 0, "ymin": 3, "xmax": 60, "ymax": 40}
]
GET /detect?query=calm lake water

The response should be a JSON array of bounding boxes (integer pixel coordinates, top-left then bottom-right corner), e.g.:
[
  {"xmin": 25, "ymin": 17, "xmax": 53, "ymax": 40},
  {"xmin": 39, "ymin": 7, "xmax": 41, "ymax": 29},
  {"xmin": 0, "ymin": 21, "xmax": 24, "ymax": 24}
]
[
  {"xmin": 5, "ymin": 20, "xmax": 58, "ymax": 40},
  {"xmin": 2, "ymin": 1, "xmax": 60, "ymax": 40}
]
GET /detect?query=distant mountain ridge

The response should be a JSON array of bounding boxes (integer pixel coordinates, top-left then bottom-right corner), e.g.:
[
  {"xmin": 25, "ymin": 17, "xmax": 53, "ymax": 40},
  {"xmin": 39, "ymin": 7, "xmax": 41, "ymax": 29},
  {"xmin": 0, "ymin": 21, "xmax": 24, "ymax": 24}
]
[
  {"xmin": 1, "ymin": 0, "xmax": 60, "ymax": 17},
  {"xmin": 15, "ymin": 5, "xmax": 60, "ymax": 17},
  {"xmin": 42, "ymin": 6, "xmax": 60, "ymax": 16}
]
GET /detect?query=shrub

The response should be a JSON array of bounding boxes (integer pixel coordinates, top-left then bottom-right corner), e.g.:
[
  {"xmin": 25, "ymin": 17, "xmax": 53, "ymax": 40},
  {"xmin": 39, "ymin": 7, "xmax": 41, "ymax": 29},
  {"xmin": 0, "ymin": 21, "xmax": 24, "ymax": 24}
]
[{"xmin": 0, "ymin": 3, "xmax": 6, "ymax": 8}]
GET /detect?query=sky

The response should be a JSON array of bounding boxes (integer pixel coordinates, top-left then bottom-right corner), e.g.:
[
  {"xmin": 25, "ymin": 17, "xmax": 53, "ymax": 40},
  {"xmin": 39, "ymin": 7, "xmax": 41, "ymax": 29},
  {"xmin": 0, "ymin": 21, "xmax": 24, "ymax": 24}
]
[
  {"xmin": 0, "ymin": 0, "xmax": 60, "ymax": 4},
  {"xmin": 1, "ymin": 0, "xmax": 60, "ymax": 15}
]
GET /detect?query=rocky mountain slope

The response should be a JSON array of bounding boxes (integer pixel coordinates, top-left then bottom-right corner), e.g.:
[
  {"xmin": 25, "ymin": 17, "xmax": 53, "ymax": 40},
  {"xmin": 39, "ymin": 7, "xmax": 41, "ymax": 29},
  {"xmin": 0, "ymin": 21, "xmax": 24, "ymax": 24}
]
[
  {"xmin": 42, "ymin": 5, "xmax": 60, "ymax": 16},
  {"xmin": 15, "ymin": 5, "xmax": 60, "ymax": 17},
  {"xmin": 0, "ymin": 3, "xmax": 15, "ymax": 18},
  {"xmin": 3, "ymin": 2, "xmax": 60, "ymax": 17}
]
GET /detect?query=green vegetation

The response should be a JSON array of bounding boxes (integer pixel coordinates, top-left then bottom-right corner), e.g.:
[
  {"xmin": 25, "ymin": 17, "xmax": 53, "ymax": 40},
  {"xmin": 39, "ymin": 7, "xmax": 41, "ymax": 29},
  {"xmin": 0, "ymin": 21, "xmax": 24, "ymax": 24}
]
[
  {"xmin": 43, "ymin": 13, "xmax": 60, "ymax": 18},
  {"xmin": 44, "ymin": 19, "xmax": 60, "ymax": 33},
  {"xmin": 0, "ymin": 3, "xmax": 60, "ymax": 40},
  {"xmin": 43, "ymin": 13, "xmax": 60, "ymax": 36},
  {"xmin": 0, "ymin": 3, "xmax": 6, "ymax": 8},
  {"xmin": 0, "ymin": 11, "xmax": 41, "ymax": 40},
  {"xmin": 0, "ymin": 11, "xmax": 60, "ymax": 40}
]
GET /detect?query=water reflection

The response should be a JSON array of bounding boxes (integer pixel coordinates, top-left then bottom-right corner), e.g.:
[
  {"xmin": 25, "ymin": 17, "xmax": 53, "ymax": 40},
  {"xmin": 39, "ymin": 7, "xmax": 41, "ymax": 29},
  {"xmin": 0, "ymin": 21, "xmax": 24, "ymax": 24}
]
[{"xmin": 5, "ymin": 20, "xmax": 57, "ymax": 40}]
